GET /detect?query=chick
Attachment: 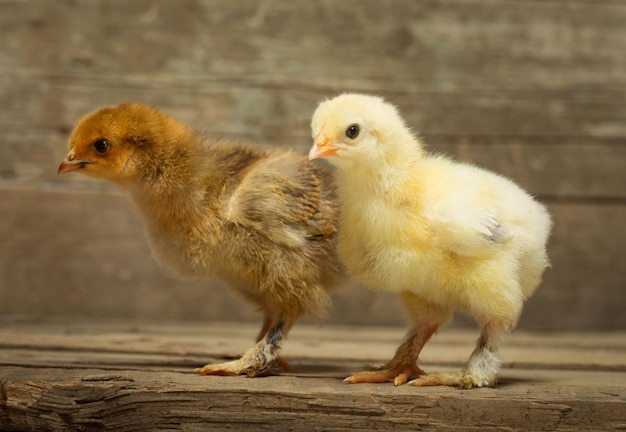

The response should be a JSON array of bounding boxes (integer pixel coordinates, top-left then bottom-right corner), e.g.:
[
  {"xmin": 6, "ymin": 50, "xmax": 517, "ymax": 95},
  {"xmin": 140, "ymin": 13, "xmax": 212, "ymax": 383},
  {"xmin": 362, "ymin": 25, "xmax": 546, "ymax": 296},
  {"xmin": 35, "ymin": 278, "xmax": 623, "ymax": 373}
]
[
  {"xmin": 58, "ymin": 102, "xmax": 345, "ymax": 377},
  {"xmin": 309, "ymin": 93, "xmax": 552, "ymax": 389}
]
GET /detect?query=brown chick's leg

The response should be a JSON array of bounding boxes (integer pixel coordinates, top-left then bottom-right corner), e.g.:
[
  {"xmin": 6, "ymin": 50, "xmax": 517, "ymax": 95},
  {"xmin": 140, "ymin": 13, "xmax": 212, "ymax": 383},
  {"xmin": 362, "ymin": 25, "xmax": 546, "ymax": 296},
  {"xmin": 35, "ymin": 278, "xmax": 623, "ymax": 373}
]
[
  {"xmin": 255, "ymin": 314, "xmax": 292, "ymax": 371},
  {"xmin": 409, "ymin": 322, "xmax": 505, "ymax": 389},
  {"xmin": 344, "ymin": 322, "xmax": 438, "ymax": 386},
  {"xmin": 196, "ymin": 320, "xmax": 291, "ymax": 377}
]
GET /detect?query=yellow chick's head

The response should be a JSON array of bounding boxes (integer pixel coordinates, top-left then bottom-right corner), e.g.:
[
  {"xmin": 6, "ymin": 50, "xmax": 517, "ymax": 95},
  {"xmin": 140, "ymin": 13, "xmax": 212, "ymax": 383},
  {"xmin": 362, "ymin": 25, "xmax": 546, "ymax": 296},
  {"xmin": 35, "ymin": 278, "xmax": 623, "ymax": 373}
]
[{"xmin": 308, "ymin": 93, "xmax": 420, "ymax": 168}]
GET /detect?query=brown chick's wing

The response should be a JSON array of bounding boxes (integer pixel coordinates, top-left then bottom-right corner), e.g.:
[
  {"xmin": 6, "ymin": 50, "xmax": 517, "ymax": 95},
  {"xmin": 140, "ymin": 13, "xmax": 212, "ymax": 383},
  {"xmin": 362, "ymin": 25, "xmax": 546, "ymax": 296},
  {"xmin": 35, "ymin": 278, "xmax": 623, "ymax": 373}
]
[{"xmin": 222, "ymin": 152, "xmax": 336, "ymax": 248}]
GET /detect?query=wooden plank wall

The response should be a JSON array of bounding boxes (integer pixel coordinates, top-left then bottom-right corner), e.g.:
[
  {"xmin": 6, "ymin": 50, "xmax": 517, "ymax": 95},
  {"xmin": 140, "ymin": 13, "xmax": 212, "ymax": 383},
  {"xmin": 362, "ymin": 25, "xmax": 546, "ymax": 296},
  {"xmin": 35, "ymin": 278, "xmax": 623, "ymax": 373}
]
[{"xmin": 1, "ymin": 0, "xmax": 624, "ymax": 331}]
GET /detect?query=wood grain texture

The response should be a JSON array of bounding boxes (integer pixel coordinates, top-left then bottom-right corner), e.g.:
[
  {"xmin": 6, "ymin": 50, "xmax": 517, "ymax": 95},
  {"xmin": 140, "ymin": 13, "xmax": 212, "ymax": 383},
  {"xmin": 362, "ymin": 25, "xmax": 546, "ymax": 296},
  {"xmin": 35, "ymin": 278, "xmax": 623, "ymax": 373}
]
[
  {"xmin": 0, "ymin": 0, "xmax": 624, "ymax": 330},
  {"xmin": 1, "ymin": 0, "xmax": 624, "ymax": 195},
  {"xmin": 1, "ymin": 318, "xmax": 625, "ymax": 431}
]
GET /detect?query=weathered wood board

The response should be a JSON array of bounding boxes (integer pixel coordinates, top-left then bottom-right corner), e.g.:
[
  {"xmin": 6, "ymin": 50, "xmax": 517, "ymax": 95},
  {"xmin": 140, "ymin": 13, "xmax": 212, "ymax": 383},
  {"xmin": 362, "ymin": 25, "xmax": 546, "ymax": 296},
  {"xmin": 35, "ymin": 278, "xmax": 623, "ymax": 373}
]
[
  {"xmin": 0, "ymin": 0, "xmax": 624, "ymax": 330},
  {"xmin": 1, "ymin": 317, "xmax": 625, "ymax": 431}
]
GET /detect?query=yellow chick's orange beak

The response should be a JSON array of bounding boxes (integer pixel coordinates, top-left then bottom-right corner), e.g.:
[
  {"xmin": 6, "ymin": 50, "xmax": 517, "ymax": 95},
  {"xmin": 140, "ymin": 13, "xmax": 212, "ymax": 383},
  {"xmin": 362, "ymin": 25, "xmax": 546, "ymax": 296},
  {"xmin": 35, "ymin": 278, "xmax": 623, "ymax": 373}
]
[
  {"xmin": 308, "ymin": 133, "xmax": 340, "ymax": 160},
  {"xmin": 57, "ymin": 158, "xmax": 93, "ymax": 174}
]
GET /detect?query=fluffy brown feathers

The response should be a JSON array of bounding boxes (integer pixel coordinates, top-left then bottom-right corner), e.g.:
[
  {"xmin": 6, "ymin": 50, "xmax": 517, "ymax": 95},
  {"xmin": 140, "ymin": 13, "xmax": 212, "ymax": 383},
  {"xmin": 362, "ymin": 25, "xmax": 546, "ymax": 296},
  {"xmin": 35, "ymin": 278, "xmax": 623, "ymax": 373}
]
[{"xmin": 59, "ymin": 102, "xmax": 345, "ymax": 376}]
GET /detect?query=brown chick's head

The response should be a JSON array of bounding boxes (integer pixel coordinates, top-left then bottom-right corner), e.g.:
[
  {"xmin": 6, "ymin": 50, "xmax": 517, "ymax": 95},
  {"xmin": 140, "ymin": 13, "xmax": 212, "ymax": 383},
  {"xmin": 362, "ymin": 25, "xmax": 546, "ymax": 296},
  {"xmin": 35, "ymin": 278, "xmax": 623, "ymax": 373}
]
[
  {"xmin": 58, "ymin": 102, "xmax": 193, "ymax": 186},
  {"xmin": 309, "ymin": 93, "xmax": 420, "ymax": 167}
]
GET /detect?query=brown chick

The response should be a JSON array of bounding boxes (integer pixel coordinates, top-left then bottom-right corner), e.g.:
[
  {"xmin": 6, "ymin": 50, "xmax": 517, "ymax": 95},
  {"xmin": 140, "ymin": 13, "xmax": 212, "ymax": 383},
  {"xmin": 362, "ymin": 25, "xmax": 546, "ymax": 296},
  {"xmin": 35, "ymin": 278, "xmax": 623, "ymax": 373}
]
[
  {"xmin": 58, "ymin": 102, "xmax": 345, "ymax": 377},
  {"xmin": 309, "ymin": 93, "xmax": 552, "ymax": 389}
]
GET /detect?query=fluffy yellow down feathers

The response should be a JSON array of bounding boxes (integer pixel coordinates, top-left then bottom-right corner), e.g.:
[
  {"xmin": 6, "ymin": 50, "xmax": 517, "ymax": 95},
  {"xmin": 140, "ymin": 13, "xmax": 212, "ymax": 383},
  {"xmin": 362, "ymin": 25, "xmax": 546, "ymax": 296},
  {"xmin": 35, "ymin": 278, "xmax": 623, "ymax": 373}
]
[{"xmin": 309, "ymin": 93, "xmax": 552, "ymax": 388}]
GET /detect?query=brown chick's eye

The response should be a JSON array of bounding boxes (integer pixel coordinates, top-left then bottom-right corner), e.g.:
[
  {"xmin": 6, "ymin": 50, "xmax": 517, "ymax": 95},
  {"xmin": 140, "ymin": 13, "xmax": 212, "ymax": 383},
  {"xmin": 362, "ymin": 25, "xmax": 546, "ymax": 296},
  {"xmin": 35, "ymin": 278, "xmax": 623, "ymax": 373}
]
[
  {"xmin": 93, "ymin": 139, "xmax": 110, "ymax": 154},
  {"xmin": 346, "ymin": 124, "xmax": 360, "ymax": 139}
]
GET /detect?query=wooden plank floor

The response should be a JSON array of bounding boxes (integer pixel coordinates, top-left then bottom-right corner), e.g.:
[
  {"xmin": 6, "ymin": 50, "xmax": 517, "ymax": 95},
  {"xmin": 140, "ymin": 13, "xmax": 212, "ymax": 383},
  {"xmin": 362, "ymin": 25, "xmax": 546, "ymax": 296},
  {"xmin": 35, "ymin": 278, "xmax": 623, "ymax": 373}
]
[{"xmin": 1, "ymin": 316, "xmax": 625, "ymax": 431}]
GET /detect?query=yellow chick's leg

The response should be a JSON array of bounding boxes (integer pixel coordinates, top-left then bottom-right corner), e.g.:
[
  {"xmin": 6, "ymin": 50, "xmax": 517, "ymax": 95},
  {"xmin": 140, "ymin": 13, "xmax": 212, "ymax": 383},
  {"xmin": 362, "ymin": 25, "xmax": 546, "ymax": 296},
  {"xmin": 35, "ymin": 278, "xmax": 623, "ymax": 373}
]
[
  {"xmin": 196, "ymin": 315, "xmax": 295, "ymax": 377},
  {"xmin": 344, "ymin": 292, "xmax": 452, "ymax": 386},
  {"xmin": 409, "ymin": 321, "xmax": 506, "ymax": 389}
]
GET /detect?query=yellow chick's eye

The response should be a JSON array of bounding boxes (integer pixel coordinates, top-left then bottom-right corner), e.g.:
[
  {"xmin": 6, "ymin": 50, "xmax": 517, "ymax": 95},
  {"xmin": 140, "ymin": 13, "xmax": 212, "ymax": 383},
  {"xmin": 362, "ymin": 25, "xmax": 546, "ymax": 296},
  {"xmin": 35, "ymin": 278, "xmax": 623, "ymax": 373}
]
[
  {"xmin": 93, "ymin": 138, "xmax": 111, "ymax": 154},
  {"xmin": 345, "ymin": 124, "xmax": 360, "ymax": 139}
]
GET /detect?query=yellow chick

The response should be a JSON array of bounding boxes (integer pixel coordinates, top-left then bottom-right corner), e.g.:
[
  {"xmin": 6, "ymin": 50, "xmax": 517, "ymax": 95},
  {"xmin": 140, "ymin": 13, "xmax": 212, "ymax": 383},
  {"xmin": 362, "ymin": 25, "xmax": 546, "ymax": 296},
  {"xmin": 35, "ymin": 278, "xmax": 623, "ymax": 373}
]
[
  {"xmin": 309, "ymin": 93, "xmax": 552, "ymax": 389},
  {"xmin": 58, "ymin": 102, "xmax": 346, "ymax": 377}
]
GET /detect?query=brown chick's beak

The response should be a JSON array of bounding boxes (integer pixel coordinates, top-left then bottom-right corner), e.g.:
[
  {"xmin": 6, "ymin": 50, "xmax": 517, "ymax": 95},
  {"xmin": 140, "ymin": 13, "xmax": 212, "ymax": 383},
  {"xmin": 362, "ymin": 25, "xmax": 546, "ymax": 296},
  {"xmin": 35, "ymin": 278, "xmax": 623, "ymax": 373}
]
[
  {"xmin": 308, "ymin": 133, "xmax": 339, "ymax": 160},
  {"xmin": 57, "ymin": 159, "xmax": 93, "ymax": 175}
]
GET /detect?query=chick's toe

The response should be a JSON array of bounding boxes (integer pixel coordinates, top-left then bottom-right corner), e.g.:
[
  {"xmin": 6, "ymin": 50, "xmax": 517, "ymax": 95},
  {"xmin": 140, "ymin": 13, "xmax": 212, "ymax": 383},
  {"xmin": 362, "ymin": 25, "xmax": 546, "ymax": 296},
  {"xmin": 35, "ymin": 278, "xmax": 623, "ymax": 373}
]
[
  {"xmin": 408, "ymin": 371, "xmax": 493, "ymax": 389},
  {"xmin": 345, "ymin": 363, "xmax": 427, "ymax": 386},
  {"xmin": 195, "ymin": 354, "xmax": 280, "ymax": 377}
]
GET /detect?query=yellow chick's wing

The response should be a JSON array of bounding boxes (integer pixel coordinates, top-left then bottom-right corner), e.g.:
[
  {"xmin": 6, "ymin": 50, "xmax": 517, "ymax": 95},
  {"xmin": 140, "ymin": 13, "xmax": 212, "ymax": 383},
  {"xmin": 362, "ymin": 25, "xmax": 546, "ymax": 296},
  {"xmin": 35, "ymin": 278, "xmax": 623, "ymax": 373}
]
[
  {"xmin": 428, "ymin": 210, "xmax": 512, "ymax": 256},
  {"xmin": 221, "ymin": 151, "xmax": 335, "ymax": 248},
  {"xmin": 421, "ymin": 161, "xmax": 514, "ymax": 258}
]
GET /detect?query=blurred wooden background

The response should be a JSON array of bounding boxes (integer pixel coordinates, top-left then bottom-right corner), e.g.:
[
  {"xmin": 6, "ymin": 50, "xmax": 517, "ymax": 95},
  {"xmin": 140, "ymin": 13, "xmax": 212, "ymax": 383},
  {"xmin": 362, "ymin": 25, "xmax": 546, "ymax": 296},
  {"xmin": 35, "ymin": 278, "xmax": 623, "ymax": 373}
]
[{"xmin": 1, "ymin": 0, "xmax": 624, "ymax": 331}]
